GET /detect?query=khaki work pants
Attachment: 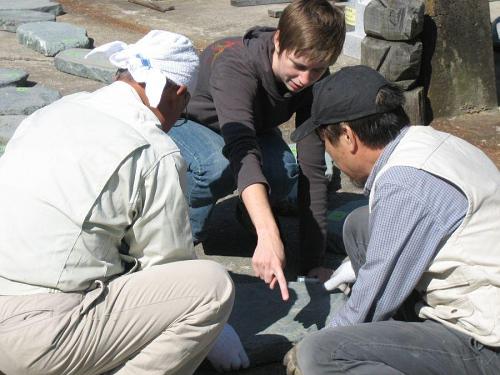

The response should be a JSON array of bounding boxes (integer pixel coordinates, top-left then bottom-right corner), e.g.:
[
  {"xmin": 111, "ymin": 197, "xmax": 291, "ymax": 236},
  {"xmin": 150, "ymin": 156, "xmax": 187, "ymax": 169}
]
[{"xmin": 0, "ymin": 260, "xmax": 234, "ymax": 375}]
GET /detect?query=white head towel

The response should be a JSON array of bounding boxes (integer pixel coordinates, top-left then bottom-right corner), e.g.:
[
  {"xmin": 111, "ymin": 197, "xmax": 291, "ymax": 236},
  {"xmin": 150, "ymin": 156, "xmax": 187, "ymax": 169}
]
[{"xmin": 86, "ymin": 30, "xmax": 199, "ymax": 108}]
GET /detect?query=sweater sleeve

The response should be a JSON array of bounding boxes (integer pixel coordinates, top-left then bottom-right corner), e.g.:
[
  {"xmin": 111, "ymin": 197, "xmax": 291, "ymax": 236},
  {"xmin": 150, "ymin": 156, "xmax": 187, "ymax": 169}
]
[
  {"xmin": 295, "ymin": 71, "xmax": 329, "ymax": 272},
  {"xmin": 210, "ymin": 55, "xmax": 269, "ymax": 194},
  {"xmin": 296, "ymin": 111, "xmax": 328, "ymax": 272}
]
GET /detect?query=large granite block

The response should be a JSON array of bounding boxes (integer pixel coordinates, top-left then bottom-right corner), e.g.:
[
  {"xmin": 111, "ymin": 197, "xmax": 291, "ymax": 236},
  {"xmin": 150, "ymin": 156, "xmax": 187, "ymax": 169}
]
[
  {"xmin": 0, "ymin": 10, "xmax": 55, "ymax": 32},
  {"xmin": 0, "ymin": 0, "xmax": 63, "ymax": 16},
  {"xmin": 228, "ymin": 279, "xmax": 346, "ymax": 366},
  {"xmin": 0, "ymin": 85, "xmax": 60, "ymax": 115},
  {"xmin": 342, "ymin": 0, "xmax": 368, "ymax": 60},
  {"xmin": 361, "ymin": 36, "xmax": 422, "ymax": 89},
  {"xmin": 17, "ymin": 21, "xmax": 91, "ymax": 57},
  {"xmin": 422, "ymin": 0, "xmax": 497, "ymax": 117},
  {"xmin": 343, "ymin": 31, "xmax": 364, "ymax": 60},
  {"xmin": 0, "ymin": 115, "xmax": 25, "ymax": 143},
  {"xmin": 0, "ymin": 115, "xmax": 26, "ymax": 158},
  {"xmin": 364, "ymin": 0, "xmax": 425, "ymax": 41},
  {"xmin": 403, "ymin": 86, "xmax": 426, "ymax": 125},
  {"xmin": 0, "ymin": 68, "xmax": 29, "ymax": 87},
  {"xmin": 55, "ymin": 48, "xmax": 117, "ymax": 83}
]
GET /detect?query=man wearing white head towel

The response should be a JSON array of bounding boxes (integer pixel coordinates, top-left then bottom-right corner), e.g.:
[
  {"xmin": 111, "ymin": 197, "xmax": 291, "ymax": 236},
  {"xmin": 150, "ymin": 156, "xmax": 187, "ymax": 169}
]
[{"xmin": 0, "ymin": 31, "xmax": 240, "ymax": 375}]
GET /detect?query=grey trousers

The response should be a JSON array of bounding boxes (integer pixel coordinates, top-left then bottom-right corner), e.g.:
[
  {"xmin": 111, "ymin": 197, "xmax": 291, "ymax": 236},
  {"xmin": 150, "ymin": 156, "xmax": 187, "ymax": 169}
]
[
  {"xmin": 0, "ymin": 260, "xmax": 234, "ymax": 375},
  {"xmin": 296, "ymin": 206, "xmax": 500, "ymax": 375}
]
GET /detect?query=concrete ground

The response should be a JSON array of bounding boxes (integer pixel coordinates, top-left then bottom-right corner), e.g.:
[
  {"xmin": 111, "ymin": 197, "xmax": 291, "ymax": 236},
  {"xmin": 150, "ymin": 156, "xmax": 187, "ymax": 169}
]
[{"xmin": 0, "ymin": 1, "xmax": 499, "ymax": 374}]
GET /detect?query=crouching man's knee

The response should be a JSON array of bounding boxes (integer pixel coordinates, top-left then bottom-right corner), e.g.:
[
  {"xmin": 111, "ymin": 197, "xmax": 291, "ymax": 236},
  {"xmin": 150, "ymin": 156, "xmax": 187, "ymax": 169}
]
[
  {"xmin": 193, "ymin": 259, "xmax": 235, "ymax": 323},
  {"xmin": 296, "ymin": 328, "xmax": 360, "ymax": 375}
]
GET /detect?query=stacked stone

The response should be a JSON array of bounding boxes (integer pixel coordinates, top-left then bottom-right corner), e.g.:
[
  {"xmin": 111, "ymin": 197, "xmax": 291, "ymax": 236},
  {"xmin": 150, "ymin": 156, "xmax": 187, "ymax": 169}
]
[
  {"xmin": 0, "ymin": 0, "xmax": 116, "ymax": 83},
  {"xmin": 0, "ymin": 67, "xmax": 61, "ymax": 156},
  {"xmin": 360, "ymin": 0, "xmax": 426, "ymax": 124},
  {"xmin": 0, "ymin": 0, "xmax": 118, "ymax": 156},
  {"xmin": 17, "ymin": 22, "xmax": 91, "ymax": 57},
  {"xmin": 0, "ymin": 1, "xmax": 64, "ymax": 156}
]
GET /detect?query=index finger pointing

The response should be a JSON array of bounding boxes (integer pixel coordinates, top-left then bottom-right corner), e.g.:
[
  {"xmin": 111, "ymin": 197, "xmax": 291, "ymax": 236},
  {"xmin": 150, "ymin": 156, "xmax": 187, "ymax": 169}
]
[{"xmin": 274, "ymin": 270, "xmax": 289, "ymax": 301}]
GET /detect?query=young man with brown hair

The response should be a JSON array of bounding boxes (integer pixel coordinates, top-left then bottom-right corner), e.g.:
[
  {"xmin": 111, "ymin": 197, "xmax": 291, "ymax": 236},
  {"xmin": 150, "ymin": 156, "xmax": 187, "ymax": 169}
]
[{"xmin": 169, "ymin": 0, "xmax": 346, "ymax": 301}]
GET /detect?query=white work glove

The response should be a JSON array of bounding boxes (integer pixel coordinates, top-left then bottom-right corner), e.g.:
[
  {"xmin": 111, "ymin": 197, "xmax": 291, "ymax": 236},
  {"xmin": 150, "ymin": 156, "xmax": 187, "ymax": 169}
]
[
  {"xmin": 207, "ymin": 323, "xmax": 250, "ymax": 372},
  {"xmin": 323, "ymin": 260, "xmax": 356, "ymax": 294}
]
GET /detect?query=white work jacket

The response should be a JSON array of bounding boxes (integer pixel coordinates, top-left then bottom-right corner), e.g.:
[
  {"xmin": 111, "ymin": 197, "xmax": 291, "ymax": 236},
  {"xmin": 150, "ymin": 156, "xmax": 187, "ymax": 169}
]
[{"xmin": 0, "ymin": 81, "xmax": 195, "ymax": 295}]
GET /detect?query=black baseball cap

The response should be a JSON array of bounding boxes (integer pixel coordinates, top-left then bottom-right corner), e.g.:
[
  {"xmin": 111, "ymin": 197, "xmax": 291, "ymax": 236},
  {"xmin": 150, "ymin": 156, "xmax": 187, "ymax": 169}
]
[{"xmin": 291, "ymin": 65, "xmax": 393, "ymax": 142}]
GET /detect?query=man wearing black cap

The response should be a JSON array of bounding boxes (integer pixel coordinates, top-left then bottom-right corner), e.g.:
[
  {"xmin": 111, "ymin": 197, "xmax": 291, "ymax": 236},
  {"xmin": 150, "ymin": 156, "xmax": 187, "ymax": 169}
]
[{"xmin": 284, "ymin": 66, "xmax": 500, "ymax": 375}]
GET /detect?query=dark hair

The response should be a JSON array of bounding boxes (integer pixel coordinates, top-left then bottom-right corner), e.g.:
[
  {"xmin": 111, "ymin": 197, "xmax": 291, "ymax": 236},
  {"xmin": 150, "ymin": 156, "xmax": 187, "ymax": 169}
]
[
  {"xmin": 277, "ymin": 0, "xmax": 346, "ymax": 65},
  {"xmin": 316, "ymin": 84, "xmax": 410, "ymax": 148}
]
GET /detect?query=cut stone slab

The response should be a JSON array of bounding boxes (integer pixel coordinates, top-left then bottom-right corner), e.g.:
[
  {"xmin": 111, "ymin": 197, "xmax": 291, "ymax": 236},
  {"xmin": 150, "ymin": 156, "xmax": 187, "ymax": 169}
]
[
  {"xmin": 0, "ymin": 0, "xmax": 63, "ymax": 16},
  {"xmin": 343, "ymin": 31, "xmax": 364, "ymax": 60},
  {"xmin": 55, "ymin": 48, "xmax": 117, "ymax": 84},
  {"xmin": 0, "ymin": 10, "xmax": 55, "ymax": 32},
  {"xmin": 228, "ymin": 279, "xmax": 346, "ymax": 366},
  {"xmin": 17, "ymin": 21, "xmax": 91, "ymax": 57},
  {"xmin": 0, "ymin": 85, "xmax": 61, "ymax": 115},
  {"xmin": 0, "ymin": 115, "xmax": 26, "ymax": 143},
  {"xmin": 403, "ymin": 86, "xmax": 426, "ymax": 125},
  {"xmin": 0, "ymin": 68, "xmax": 29, "ymax": 87},
  {"xmin": 364, "ymin": 0, "xmax": 425, "ymax": 41},
  {"xmin": 0, "ymin": 115, "xmax": 26, "ymax": 158},
  {"xmin": 342, "ymin": 0, "xmax": 369, "ymax": 60},
  {"xmin": 361, "ymin": 36, "xmax": 423, "ymax": 89}
]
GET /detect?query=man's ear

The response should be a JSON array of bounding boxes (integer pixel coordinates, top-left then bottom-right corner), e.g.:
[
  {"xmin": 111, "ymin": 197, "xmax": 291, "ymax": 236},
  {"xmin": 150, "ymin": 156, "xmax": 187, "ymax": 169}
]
[
  {"xmin": 341, "ymin": 123, "xmax": 357, "ymax": 153},
  {"xmin": 273, "ymin": 30, "xmax": 280, "ymax": 54}
]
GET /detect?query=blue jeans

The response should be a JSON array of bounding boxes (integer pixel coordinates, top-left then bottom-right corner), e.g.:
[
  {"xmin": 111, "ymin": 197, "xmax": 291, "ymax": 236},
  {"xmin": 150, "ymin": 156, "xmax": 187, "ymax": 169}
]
[{"xmin": 169, "ymin": 120, "xmax": 298, "ymax": 242}]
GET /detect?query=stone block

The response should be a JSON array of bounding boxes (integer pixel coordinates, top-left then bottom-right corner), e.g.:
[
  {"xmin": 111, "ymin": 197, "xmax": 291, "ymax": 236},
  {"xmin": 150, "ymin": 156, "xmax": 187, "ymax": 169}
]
[
  {"xmin": 55, "ymin": 48, "xmax": 117, "ymax": 83},
  {"xmin": 0, "ymin": 115, "xmax": 26, "ymax": 158},
  {"xmin": 343, "ymin": 31, "xmax": 364, "ymax": 60},
  {"xmin": 0, "ymin": 10, "xmax": 55, "ymax": 32},
  {"xmin": 403, "ymin": 86, "xmax": 426, "ymax": 125},
  {"xmin": 364, "ymin": 0, "xmax": 425, "ymax": 41},
  {"xmin": 17, "ymin": 21, "xmax": 91, "ymax": 57},
  {"xmin": 0, "ymin": 68, "xmax": 29, "ymax": 87},
  {"xmin": 228, "ymin": 279, "xmax": 346, "ymax": 366},
  {"xmin": 0, "ymin": 0, "xmax": 63, "ymax": 16},
  {"xmin": 422, "ymin": 0, "xmax": 497, "ymax": 118},
  {"xmin": 0, "ymin": 115, "xmax": 26, "ymax": 143},
  {"xmin": 0, "ymin": 85, "xmax": 61, "ymax": 115},
  {"xmin": 342, "ymin": 0, "xmax": 369, "ymax": 60},
  {"xmin": 361, "ymin": 36, "xmax": 422, "ymax": 89}
]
